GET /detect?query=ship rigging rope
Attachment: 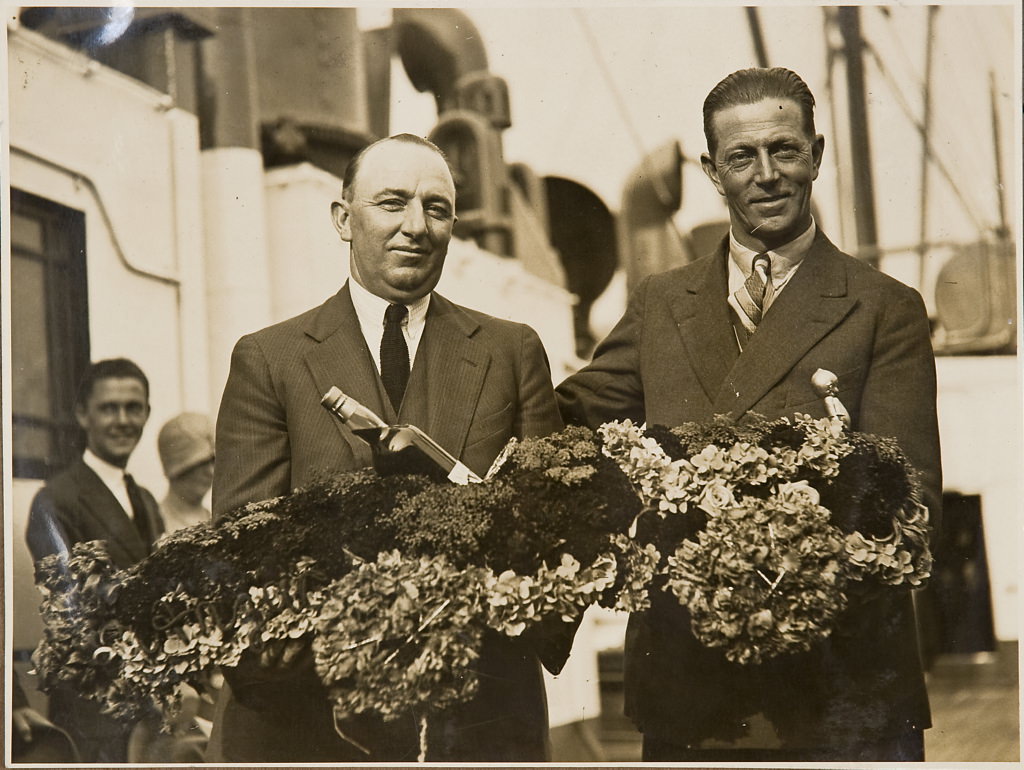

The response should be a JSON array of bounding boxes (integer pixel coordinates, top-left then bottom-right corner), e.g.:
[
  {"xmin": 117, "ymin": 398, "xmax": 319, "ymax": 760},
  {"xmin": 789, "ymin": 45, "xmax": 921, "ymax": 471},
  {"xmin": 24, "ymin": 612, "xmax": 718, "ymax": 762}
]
[
  {"xmin": 873, "ymin": 6, "xmax": 998, "ymax": 185},
  {"xmin": 570, "ymin": 6, "xmax": 690, "ymax": 249},
  {"xmin": 862, "ymin": 40, "xmax": 989, "ymax": 233}
]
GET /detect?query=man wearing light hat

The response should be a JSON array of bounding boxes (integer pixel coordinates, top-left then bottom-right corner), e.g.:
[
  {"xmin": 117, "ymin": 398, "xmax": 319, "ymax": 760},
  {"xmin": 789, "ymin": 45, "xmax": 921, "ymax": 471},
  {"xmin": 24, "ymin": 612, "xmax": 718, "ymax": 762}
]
[{"xmin": 157, "ymin": 412, "xmax": 216, "ymax": 534}]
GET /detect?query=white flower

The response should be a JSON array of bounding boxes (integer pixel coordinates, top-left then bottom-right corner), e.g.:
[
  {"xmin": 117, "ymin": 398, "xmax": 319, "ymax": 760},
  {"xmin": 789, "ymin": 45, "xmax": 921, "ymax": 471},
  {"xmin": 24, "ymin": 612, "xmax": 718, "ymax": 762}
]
[
  {"xmin": 504, "ymin": 621, "xmax": 527, "ymax": 637},
  {"xmin": 554, "ymin": 554, "xmax": 580, "ymax": 580},
  {"xmin": 697, "ymin": 479, "xmax": 740, "ymax": 516},
  {"xmin": 775, "ymin": 480, "xmax": 821, "ymax": 507}
]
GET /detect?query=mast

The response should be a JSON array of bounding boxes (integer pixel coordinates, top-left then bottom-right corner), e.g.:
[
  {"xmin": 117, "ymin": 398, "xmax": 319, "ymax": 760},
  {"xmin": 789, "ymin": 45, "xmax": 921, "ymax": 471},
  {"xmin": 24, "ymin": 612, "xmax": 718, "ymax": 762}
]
[
  {"xmin": 837, "ymin": 6, "xmax": 879, "ymax": 266},
  {"xmin": 917, "ymin": 6, "xmax": 937, "ymax": 287},
  {"xmin": 746, "ymin": 7, "xmax": 769, "ymax": 67}
]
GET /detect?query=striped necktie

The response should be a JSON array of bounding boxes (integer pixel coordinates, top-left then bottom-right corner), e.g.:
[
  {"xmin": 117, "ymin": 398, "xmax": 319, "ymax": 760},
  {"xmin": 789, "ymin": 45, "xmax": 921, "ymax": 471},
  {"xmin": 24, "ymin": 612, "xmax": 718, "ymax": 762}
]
[{"xmin": 735, "ymin": 252, "xmax": 772, "ymax": 329}]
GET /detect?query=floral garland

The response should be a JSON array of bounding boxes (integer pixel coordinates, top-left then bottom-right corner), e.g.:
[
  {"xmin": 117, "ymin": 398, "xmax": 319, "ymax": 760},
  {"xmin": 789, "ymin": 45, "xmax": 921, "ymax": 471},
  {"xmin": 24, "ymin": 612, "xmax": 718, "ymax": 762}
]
[
  {"xmin": 599, "ymin": 414, "xmax": 931, "ymax": 664},
  {"xmin": 314, "ymin": 551, "xmax": 487, "ymax": 725},
  {"xmin": 31, "ymin": 416, "xmax": 930, "ymax": 736},
  {"xmin": 664, "ymin": 488, "xmax": 849, "ymax": 664},
  {"xmin": 31, "ymin": 426, "xmax": 641, "ymax": 737}
]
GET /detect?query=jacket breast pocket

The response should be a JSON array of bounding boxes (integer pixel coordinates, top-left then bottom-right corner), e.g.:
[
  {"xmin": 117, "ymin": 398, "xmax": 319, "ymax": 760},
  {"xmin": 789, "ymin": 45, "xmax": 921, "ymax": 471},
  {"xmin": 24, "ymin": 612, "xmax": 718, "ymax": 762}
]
[{"xmin": 465, "ymin": 401, "xmax": 514, "ymax": 450}]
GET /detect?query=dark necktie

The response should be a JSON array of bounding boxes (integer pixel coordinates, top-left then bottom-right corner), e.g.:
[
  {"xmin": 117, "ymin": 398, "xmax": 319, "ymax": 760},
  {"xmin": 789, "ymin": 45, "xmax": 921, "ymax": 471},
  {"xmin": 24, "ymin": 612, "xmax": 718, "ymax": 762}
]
[
  {"xmin": 380, "ymin": 303, "xmax": 410, "ymax": 412},
  {"xmin": 735, "ymin": 252, "xmax": 773, "ymax": 328},
  {"xmin": 123, "ymin": 473, "xmax": 153, "ymax": 547}
]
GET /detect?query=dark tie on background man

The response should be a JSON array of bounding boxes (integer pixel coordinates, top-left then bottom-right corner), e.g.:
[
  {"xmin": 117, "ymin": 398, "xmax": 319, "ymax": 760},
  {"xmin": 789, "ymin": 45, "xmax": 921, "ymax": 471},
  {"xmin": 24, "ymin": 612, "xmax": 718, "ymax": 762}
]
[
  {"xmin": 381, "ymin": 303, "xmax": 410, "ymax": 411},
  {"xmin": 123, "ymin": 473, "xmax": 153, "ymax": 550},
  {"xmin": 735, "ymin": 252, "xmax": 773, "ymax": 328}
]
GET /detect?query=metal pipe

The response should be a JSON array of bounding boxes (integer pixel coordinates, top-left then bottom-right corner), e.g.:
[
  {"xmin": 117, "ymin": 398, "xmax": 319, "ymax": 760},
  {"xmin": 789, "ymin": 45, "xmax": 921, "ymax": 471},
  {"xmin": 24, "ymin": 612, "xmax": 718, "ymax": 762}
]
[{"xmin": 10, "ymin": 145, "xmax": 180, "ymax": 286}]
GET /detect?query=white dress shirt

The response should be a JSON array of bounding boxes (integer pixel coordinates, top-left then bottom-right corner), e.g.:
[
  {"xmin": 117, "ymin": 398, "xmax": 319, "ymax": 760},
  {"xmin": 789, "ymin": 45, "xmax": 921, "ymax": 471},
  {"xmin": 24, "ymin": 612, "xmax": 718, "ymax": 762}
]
[
  {"xmin": 348, "ymin": 278, "xmax": 430, "ymax": 374},
  {"xmin": 82, "ymin": 447, "xmax": 133, "ymax": 516},
  {"xmin": 726, "ymin": 219, "xmax": 818, "ymax": 328}
]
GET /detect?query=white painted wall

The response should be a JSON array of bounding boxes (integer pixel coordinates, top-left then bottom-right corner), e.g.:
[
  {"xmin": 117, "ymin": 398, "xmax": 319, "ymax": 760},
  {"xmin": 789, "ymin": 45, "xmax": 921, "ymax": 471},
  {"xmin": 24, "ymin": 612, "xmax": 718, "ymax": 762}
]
[
  {"xmin": 263, "ymin": 162, "xmax": 349, "ymax": 323},
  {"xmin": 7, "ymin": 27, "xmax": 208, "ymax": 648},
  {"xmin": 203, "ymin": 147, "xmax": 274, "ymax": 409},
  {"xmin": 936, "ymin": 356, "xmax": 1022, "ymax": 641},
  {"xmin": 8, "ymin": 27, "xmax": 209, "ymax": 489}
]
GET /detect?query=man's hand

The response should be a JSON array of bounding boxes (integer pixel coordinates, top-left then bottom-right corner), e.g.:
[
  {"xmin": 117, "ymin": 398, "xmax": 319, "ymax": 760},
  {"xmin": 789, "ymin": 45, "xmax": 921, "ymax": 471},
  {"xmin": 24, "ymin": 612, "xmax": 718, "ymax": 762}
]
[
  {"xmin": 258, "ymin": 638, "xmax": 309, "ymax": 669},
  {"xmin": 224, "ymin": 637, "xmax": 318, "ymax": 711},
  {"xmin": 12, "ymin": 706, "xmax": 54, "ymax": 743}
]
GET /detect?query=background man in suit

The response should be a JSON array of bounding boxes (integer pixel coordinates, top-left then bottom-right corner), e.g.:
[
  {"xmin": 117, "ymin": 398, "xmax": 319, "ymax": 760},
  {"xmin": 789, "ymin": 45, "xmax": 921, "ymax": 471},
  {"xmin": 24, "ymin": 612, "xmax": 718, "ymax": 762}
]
[
  {"xmin": 557, "ymin": 67, "xmax": 941, "ymax": 762},
  {"xmin": 208, "ymin": 133, "xmax": 564, "ymax": 763},
  {"xmin": 26, "ymin": 357, "xmax": 164, "ymax": 763}
]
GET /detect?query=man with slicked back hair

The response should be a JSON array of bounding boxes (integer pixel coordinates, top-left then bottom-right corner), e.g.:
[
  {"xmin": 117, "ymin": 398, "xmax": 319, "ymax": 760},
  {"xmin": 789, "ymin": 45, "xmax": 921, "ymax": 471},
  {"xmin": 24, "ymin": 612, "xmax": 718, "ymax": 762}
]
[{"xmin": 558, "ymin": 67, "xmax": 941, "ymax": 763}]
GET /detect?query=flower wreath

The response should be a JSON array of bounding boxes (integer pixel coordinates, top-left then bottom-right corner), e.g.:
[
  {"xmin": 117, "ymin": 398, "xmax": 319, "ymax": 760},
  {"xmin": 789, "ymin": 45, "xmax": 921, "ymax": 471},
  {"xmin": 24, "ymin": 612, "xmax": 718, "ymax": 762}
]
[
  {"xmin": 599, "ymin": 414, "xmax": 931, "ymax": 664},
  {"xmin": 30, "ymin": 416, "xmax": 930, "ymax": 739}
]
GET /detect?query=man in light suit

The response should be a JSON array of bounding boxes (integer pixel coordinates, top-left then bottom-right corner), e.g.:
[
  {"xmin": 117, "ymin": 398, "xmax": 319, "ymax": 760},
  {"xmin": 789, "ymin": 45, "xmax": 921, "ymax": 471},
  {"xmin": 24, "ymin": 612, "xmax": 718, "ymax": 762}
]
[
  {"xmin": 208, "ymin": 133, "xmax": 565, "ymax": 763},
  {"xmin": 26, "ymin": 357, "xmax": 164, "ymax": 763},
  {"xmin": 557, "ymin": 67, "xmax": 941, "ymax": 762}
]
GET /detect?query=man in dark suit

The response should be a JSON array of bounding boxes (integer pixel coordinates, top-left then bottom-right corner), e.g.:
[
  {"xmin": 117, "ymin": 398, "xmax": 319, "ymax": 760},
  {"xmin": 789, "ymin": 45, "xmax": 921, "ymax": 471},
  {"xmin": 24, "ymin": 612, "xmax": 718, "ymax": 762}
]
[
  {"xmin": 207, "ymin": 133, "xmax": 565, "ymax": 763},
  {"xmin": 26, "ymin": 357, "xmax": 164, "ymax": 763},
  {"xmin": 557, "ymin": 67, "xmax": 941, "ymax": 762}
]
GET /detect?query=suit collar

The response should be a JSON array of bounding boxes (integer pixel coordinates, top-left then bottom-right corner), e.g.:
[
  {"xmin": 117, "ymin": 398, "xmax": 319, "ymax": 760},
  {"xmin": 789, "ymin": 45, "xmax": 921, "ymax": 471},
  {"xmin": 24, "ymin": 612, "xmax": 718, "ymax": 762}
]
[
  {"xmin": 303, "ymin": 285, "xmax": 387, "ymax": 457},
  {"xmin": 304, "ymin": 282, "xmax": 474, "ymax": 342},
  {"xmin": 348, "ymin": 277, "xmax": 431, "ymax": 367},
  {"xmin": 420, "ymin": 292, "xmax": 482, "ymax": 339},
  {"xmin": 81, "ymin": 448, "xmax": 129, "ymax": 503},
  {"xmin": 401, "ymin": 294, "xmax": 489, "ymax": 459},
  {"xmin": 727, "ymin": 218, "xmax": 818, "ymax": 280},
  {"xmin": 303, "ymin": 282, "xmax": 359, "ymax": 343}
]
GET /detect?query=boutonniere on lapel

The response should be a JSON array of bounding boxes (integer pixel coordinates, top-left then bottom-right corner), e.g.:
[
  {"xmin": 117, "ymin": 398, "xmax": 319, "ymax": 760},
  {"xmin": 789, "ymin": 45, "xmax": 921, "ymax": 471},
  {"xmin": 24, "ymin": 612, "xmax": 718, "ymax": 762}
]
[{"xmin": 811, "ymin": 368, "xmax": 851, "ymax": 427}]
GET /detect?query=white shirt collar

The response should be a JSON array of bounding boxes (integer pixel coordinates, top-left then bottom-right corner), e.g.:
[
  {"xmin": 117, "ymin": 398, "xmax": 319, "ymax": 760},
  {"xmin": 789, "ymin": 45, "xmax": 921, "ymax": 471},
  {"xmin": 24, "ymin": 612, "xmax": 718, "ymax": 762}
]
[
  {"xmin": 728, "ymin": 218, "xmax": 817, "ymax": 285},
  {"xmin": 82, "ymin": 448, "xmax": 133, "ymax": 515},
  {"xmin": 726, "ymin": 219, "xmax": 817, "ymax": 342},
  {"xmin": 348, "ymin": 278, "xmax": 431, "ymax": 373}
]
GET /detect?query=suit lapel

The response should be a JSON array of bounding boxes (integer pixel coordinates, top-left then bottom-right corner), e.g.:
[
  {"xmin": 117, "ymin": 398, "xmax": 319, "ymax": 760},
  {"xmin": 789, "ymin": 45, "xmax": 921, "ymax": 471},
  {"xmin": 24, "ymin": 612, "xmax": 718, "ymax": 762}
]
[
  {"xmin": 303, "ymin": 284, "xmax": 387, "ymax": 457},
  {"xmin": 72, "ymin": 461, "xmax": 147, "ymax": 561},
  {"xmin": 674, "ymin": 245, "xmax": 740, "ymax": 404},
  {"xmin": 404, "ymin": 293, "xmax": 489, "ymax": 459},
  {"xmin": 713, "ymin": 232, "xmax": 858, "ymax": 418}
]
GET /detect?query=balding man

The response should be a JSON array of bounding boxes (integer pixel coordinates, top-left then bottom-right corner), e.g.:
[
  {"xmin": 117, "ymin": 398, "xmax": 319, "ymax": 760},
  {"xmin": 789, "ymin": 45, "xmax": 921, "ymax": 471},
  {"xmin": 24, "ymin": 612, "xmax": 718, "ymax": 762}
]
[{"xmin": 208, "ymin": 134, "xmax": 565, "ymax": 762}]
